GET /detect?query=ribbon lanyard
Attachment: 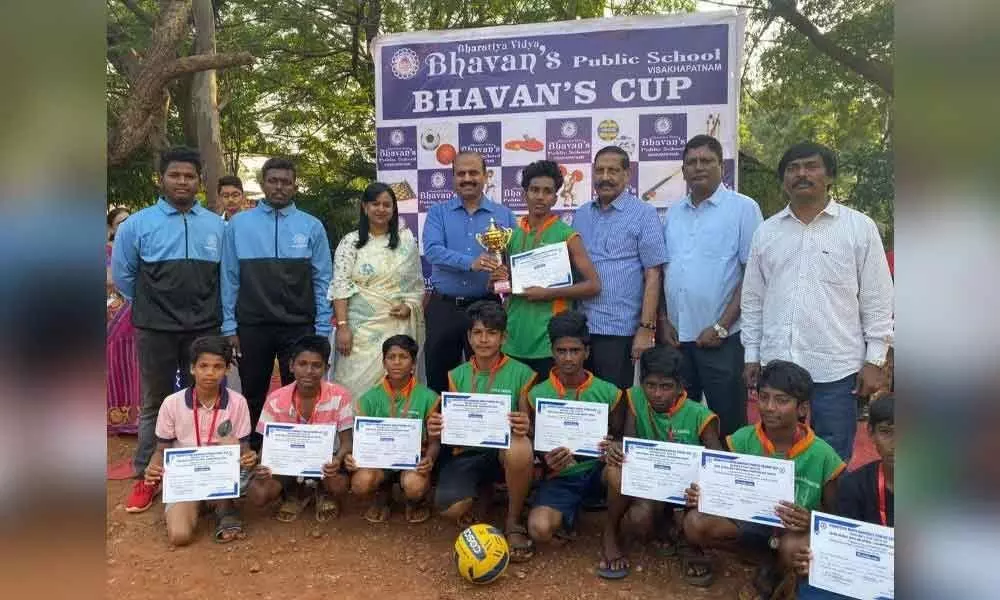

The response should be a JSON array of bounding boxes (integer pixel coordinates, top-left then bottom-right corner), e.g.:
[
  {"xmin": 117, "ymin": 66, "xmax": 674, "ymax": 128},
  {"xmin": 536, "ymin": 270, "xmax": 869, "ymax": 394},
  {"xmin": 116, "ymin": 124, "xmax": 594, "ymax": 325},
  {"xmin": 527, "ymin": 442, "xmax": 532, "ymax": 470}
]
[
  {"xmin": 193, "ymin": 389, "xmax": 221, "ymax": 447},
  {"xmin": 389, "ymin": 378, "xmax": 414, "ymax": 418},
  {"xmin": 474, "ymin": 358, "xmax": 502, "ymax": 394},
  {"xmin": 293, "ymin": 385, "xmax": 318, "ymax": 424},
  {"xmin": 877, "ymin": 463, "xmax": 889, "ymax": 526}
]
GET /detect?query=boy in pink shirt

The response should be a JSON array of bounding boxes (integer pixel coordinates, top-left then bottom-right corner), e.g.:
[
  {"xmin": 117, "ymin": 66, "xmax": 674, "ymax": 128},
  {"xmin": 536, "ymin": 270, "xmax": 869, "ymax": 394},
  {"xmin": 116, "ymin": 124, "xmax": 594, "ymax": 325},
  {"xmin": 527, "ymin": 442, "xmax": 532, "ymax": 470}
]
[
  {"xmin": 247, "ymin": 335, "xmax": 354, "ymax": 521},
  {"xmin": 143, "ymin": 336, "xmax": 257, "ymax": 545}
]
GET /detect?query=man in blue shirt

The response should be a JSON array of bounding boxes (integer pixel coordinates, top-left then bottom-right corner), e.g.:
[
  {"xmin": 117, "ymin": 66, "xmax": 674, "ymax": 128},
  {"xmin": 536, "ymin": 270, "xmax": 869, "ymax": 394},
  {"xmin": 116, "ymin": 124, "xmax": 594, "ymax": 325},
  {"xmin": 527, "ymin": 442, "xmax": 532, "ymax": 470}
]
[
  {"xmin": 659, "ymin": 135, "xmax": 763, "ymax": 437},
  {"xmin": 221, "ymin": 157, "xmax": 333, "ymax": 446},
  {"xmin": 572, "ymin": 146, "xmax": 667, "ymax": 389},
  {"xmin": 422, "ymin": 151, "xmax": 515, "ymax": 392},
  {"xmin": 112, "ymin": 146, "xmax": 226, "ymax": 512}
]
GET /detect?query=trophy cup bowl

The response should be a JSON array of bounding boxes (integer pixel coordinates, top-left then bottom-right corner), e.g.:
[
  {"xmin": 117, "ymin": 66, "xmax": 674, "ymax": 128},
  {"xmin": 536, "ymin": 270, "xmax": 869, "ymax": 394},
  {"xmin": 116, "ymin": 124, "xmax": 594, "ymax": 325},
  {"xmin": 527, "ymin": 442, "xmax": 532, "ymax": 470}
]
[{"xmin": 475, "ymin": 217, "xmax": 514, "ymax": 296}]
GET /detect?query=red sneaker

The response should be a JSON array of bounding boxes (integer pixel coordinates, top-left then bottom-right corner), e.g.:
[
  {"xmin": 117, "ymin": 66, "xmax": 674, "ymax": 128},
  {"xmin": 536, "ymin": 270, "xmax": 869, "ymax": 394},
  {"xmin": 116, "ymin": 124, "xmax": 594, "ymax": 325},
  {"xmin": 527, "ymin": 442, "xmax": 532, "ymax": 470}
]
[{"xmin": 125, "ymin": 480, "xmax": 160, "ymax": 513}]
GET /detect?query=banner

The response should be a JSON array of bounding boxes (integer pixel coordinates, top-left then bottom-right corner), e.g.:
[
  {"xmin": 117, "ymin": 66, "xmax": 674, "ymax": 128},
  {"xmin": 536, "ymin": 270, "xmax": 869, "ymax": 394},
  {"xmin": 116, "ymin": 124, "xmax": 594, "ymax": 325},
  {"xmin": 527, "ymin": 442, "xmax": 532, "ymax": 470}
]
[{"xmin": 373, "ymin": 11, "xmax": 745, "ymax": 282}]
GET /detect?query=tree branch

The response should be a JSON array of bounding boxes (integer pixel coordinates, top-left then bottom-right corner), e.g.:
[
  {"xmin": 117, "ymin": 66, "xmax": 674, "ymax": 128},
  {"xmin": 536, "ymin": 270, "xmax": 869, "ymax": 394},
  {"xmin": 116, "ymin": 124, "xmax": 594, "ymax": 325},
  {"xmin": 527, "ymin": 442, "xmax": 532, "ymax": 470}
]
[
  {"xmin": 163, "ymin": 52, "xmax": 254, "ymax": 80},
  {"xmin": 769, "ymin": 0, "xmax": 893, "ymax": 95}
]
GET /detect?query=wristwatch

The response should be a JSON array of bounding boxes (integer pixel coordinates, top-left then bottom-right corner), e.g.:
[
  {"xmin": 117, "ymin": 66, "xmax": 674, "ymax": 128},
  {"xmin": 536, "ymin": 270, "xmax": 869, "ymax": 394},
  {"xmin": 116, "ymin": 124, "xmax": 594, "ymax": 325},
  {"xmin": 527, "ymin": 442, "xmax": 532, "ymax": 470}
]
[
  {"xmin": 712, "ymin": 323, "xmax": 729, "ymax": 338},
  {"xmin": 639, "ymin": 321, "xmax": 657, "ymax": 331}
]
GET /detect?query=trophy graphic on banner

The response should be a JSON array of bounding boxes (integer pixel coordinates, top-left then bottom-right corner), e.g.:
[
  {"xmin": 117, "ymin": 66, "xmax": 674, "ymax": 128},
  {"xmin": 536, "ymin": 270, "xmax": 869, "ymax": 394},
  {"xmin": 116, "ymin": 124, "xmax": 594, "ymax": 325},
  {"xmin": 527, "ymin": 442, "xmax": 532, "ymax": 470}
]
[{"xmin": 475, "ymin": 217, "xmax": 514, "ymax": 297}]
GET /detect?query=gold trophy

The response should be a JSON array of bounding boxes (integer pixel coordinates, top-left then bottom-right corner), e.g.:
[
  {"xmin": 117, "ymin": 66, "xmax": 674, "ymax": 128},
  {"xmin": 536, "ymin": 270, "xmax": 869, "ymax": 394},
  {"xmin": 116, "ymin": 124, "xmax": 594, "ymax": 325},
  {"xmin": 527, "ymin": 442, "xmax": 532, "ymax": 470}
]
[{"xmin": 475, "ymin": 217, "xmax": 514, "ymax": 296}]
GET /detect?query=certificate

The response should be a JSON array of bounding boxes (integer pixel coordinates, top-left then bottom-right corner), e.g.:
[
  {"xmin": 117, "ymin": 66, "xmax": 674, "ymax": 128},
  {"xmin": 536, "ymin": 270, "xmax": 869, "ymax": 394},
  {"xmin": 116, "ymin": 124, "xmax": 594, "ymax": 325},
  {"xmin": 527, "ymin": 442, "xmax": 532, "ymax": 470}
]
[
  {"xmin": 809, "ymin": 512, "xmax": 894, "ymax": 600},
  {"xmin": 533, "ymin": 398, "xmax": 608, "ymax": 457},
  {"xmin": 621, "ymin": 437, "xmax": 702, "ymax": 505},
  {"xmin": 162, "ymin": 445, "xmax": 240, "ymax": 504},
  {"xmin": 352, "ymin": 416, "xmax": 422, "ymax": 471},
  {"xmin": 441, "ymin": 392, "xmax": 511, "ymax": 449},
  {"xmin": 697, "ymin": 450, "xmax": 795, "ymax": 526},
  {"xmin": 260, "ymin": 423, "xmax": 337, "ymax": 478},
  {"xmin": 510, "ymin": 241, "xmax": 573, "ymax": 295}
]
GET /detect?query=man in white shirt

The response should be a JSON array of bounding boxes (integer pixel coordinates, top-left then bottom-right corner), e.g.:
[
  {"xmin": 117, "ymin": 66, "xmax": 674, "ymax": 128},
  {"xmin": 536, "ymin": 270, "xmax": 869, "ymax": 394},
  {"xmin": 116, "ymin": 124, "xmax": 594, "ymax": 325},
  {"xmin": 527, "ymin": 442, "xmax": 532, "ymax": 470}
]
[{"xmin": 741, "ymin": 142, "xmax": 893, "ymax": 461}]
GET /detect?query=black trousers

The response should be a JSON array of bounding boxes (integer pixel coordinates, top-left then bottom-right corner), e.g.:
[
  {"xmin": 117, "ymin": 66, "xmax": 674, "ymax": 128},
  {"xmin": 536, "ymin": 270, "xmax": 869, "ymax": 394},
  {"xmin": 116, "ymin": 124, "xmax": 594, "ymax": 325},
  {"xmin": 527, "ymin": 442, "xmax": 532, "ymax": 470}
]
[
  {"xmin": 678, "ymin": 335, "xmax": 747, "ymax": 438},
  {"xmin": 510, "ymin": 356, "xmax": 555, "ymax": 381},
  {"xmin": 133, "ymin": 326, "xmax": 217, "ymax": 475},
  {"xmin": 586, "ymin": 334, "xmax": 635, "ymax": 390},
  {"xmin": 424, "ymin": 293, "xmax": 498, "ymax": 393},
  {"xmin": 238, "ymin": 323, "xmax": 314, "ymax": 447}
]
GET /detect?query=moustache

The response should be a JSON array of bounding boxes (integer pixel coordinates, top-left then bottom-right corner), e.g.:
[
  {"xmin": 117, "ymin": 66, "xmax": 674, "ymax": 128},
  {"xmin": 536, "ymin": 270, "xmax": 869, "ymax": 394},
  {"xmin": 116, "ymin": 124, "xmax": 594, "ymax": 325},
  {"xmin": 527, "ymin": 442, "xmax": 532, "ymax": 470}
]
[{"xmin": 597, "ymin": 181, "xmax": 615, "ymax": 188}]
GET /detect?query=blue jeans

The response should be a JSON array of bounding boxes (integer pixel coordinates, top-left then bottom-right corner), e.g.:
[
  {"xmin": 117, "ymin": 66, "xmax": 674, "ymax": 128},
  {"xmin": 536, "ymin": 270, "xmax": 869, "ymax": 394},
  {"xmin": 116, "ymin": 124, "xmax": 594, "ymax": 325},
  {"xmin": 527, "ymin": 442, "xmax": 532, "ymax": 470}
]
[{"xmin": 809, "ymin": 373, "xmax": 858, "ymax": 462}]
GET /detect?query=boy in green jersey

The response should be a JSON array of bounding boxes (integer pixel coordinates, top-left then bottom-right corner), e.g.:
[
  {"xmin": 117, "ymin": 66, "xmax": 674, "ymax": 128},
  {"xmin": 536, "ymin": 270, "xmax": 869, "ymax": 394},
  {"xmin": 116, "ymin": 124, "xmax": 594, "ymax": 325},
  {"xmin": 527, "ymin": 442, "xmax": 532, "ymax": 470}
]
[
  {"xmin": 426, "ymin": 301, "xmax": 537, "ymax": 561},
  {"xmin": 525, "ymin": 311, "xmax": 625, "ymax": 572},
  {"xmin": 600, "ymin": 345, "xmax": 723, "ymax": 578},
  {"xmin": 348, "ymin": 335, "xmax": 440, "ymax": 524},
  {"xmin": 681, "ymin": 360, "xmax": 845, "ymax": 594},
  {"xmin": 490, "ymin": 160, "xmax": 601, "ymax": 378}
]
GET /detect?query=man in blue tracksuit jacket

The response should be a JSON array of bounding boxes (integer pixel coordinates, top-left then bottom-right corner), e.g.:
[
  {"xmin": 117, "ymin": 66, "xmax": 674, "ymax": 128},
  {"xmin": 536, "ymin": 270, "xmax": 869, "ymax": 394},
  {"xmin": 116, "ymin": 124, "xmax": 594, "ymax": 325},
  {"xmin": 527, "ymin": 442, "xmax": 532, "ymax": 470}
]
[
  {"xmin": 222, "ymin": 157, "xmax": 333, "ymax": 446},
  {"xmin": 112, "ymin": 147, "xmax": 226, "ymax": 509}
]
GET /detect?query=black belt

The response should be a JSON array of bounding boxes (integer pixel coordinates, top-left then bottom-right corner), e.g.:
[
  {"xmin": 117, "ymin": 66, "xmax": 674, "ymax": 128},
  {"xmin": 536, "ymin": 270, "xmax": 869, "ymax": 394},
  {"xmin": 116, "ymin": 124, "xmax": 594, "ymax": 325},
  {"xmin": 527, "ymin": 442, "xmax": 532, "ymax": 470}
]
[{"xmin": 431, "ymin": 291, "xmax": 499, "ymax": 307}]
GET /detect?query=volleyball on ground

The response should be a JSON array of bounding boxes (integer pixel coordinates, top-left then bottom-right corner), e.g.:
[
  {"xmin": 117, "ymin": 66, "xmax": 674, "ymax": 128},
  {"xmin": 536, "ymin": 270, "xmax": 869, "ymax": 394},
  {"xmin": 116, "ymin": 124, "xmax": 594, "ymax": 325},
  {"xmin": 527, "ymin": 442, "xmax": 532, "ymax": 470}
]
[{"xmin": 453, "ymin": 523, "xmax": 510, "ymax": 584}]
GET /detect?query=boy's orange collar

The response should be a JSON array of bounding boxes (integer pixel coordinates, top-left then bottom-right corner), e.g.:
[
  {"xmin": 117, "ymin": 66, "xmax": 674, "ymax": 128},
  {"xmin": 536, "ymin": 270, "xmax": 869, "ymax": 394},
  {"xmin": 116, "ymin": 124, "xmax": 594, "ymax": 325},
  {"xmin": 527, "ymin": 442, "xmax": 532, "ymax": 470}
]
[
  {"xmin": 549, "ymin": 369, "xmax": 594, "ymax": 398},
  {"xmin": 754, "ymin": 422, "xmax": 814, "ymax": 458}
]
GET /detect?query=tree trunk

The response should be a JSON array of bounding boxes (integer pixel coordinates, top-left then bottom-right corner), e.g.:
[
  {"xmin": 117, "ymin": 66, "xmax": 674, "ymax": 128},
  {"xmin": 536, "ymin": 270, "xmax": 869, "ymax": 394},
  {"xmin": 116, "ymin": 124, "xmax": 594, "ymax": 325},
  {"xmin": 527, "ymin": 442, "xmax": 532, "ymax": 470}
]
[{"xmin": 193, "ymin": 0, "xmax": 224, "ymax": 214}]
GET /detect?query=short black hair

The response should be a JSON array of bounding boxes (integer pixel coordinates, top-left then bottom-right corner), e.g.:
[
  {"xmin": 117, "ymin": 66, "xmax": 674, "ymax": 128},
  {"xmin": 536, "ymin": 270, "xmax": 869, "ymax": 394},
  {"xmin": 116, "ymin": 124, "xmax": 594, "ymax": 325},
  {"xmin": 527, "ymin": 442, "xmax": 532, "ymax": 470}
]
[
  {"xmin": 217, "ymin": 175, "xmax": 243, "ymax": 193},
  {"xmin": 682, "ymin": 135, "xmax": 724, "ymax": 164},
  {"xmin": 262, "ymin": 157, "xmax": 297, "ymax": 180},
  {"xmin": 382, "ymin": 334, "xmax": 419, "ymax": 360},
  {"xmin": 639, "ymin": 345, "xmax": 684, "ymax": 383},
  {"xmin": 466, "ymin": 300, "xmax": 507, "ymax": 332},
  {"xmin": 593, "ymin": 145, "xmax": 629, "ymax": 170},
  {"xmin": 547, "ymin": 310, "xmax": 590, "ymax": 346},
  {"xmin": 159, "ymin": 146, "xmax": 202, "ymax": 175},
  {"xmin": 868, "ymin": 394, "xmax": 894, "ymax": 430},
  {"xmin": 453, "ymin": 151, "xmax": 486, "ymax": 173},
  {"xmin": 189, "ymin": 336, "xmax": 233, "ymax": 366},
  {"xmin": 777, "ymin": 141, "xmax": 837, "ymax": 179},
  {"xmin": 758, "ymin": 360, "xmax": 813, "ymax": 405},
  {"xmin": 520, "ymin": 160, "xmax": 564, "ymax": 192},
  {"xmin": 290, "ymin": 334, "xmax": 331, "ymax": 364},
  {"xmin": 107, "ymin": 207, "xmax": 129, "ymax": 227}
]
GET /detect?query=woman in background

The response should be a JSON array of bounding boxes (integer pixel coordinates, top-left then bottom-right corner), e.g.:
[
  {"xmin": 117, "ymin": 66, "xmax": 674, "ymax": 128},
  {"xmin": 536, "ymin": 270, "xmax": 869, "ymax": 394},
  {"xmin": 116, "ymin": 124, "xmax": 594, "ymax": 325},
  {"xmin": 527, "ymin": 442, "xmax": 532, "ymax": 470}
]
[
  {"xmin": 329, "ymin": 183, "xmax": 425, "ymax": 399},
  {"xmin": 107, "ymin": 207, "xmax": 140, "ymax": 434}
]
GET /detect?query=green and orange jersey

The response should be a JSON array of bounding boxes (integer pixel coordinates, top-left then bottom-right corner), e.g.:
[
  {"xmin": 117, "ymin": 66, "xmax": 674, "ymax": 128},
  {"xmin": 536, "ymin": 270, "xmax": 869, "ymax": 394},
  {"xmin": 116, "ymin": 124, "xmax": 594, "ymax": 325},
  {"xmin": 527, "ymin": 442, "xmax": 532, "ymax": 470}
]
[
  {"xmin": 503, "ymin": 215, "xmax": 580, "ymax": 359},
  {"xmin": 447, "ymin": 355, "xmax": 537, "ymax": 454},
  {"xmin": 727, "ymin": 423, "xmax": 846, "ymax": 511},
  {"xmin": 626, "ymin": 386, "xmax": 718, "ymax": 446},
  {"xmin": 529, "ymin": 370, "xmax": 622, "ymax": 478}
]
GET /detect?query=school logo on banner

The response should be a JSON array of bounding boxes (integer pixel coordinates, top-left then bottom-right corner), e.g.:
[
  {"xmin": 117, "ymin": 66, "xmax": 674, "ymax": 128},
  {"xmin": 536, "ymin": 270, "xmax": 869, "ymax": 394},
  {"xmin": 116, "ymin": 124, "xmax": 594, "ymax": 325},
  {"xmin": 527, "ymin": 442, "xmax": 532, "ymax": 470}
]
[
  {"xmin": 390, "ymin": 48, "xmax": 420, "ymax": 80},
  {"xmin": 376, "ymin": 126, "xmax": 418, "ymax": 170},
  {"xmin": 639, "ymin": 114, "xmax": 688, "ymax": 161},
  {"xmin": 459, "ymin": 122, "xmax": 502, "ymax": 166},
  {"xmin": 546, "ymin": 117, "xmax": 592, "ymax": 163},
  {"xmin": 417, "ymin": 169, "xmax": 455, "ymax": 210}
]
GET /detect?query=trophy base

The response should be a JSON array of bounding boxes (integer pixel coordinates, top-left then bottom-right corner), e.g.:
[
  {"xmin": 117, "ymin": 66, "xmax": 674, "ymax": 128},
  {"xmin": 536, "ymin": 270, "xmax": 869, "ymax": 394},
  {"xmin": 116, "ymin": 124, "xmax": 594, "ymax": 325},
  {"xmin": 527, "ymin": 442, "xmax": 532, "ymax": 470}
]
[{"xmin": 493, "ymin": 280, "xmax": 512, "ymax": 295}]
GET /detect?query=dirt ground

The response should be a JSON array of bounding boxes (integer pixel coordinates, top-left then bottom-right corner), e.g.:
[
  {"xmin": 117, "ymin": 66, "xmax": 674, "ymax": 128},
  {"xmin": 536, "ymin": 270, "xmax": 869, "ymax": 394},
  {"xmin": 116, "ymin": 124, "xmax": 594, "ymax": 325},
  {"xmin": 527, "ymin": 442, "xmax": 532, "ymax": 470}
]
[{"xmin": 107, "ymin": 436, "xmax": 756, "ymax": 600}]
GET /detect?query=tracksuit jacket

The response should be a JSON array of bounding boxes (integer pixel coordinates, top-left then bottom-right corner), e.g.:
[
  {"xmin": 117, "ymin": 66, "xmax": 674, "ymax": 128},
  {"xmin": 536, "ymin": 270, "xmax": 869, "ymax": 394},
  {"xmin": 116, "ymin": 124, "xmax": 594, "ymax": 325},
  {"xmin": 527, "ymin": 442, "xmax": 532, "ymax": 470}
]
[{"xmin": 221, "ymin": 201, "xmax": 333, "ymax": 337}]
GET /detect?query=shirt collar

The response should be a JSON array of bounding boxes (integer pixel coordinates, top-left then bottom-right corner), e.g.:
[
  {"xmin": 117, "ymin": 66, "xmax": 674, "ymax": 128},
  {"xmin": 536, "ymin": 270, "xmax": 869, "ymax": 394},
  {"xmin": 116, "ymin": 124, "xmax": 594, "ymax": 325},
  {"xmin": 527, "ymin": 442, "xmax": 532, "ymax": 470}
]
[
  {"xmin": 684, "ymin": 184, "xmax": 726, "ymax": 209},
  {"xmin": 448, "ymin": 194, "xmax": 495, "ymax": 212},
  {"xmin": 156, "ymin": 197, "xmax": 205, "ymax": 216},
  {"xmin": 184, "ymin": 386, "xmax": 230, "ymax": 410},
  {"xmin": 754, "ymin": 423, "xmax": 814, "ymax": 459},
  {"xmin": 548, "ymin": 369, "xmax": 595, "ymax": 398},
  {"xmin": 257, "ymin": 200, "xmax": 297, "ymax": 216},
  {"xmin": 778, "ymin": 200, "xmax": 839, "ymax": 222},
  {"xmin": 593, "ymin": 189, "xmax": 637, "ymax": 212}
]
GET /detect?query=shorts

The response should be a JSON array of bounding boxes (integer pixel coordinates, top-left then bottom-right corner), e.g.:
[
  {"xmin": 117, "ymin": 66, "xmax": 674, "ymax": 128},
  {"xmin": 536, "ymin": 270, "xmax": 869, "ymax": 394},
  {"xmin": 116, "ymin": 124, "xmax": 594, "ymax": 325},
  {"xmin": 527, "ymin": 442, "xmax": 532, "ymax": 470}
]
[
  {"xmin": 733, "ymin": 520, "xmax": 777, "ymax": 551},
  {"xmin": 434, "ymin": 450, "xmax": 501, "ymax": 510},
  {"xmin": 533, "ymin": 463, "xmax": 605, "ymax": 530}
]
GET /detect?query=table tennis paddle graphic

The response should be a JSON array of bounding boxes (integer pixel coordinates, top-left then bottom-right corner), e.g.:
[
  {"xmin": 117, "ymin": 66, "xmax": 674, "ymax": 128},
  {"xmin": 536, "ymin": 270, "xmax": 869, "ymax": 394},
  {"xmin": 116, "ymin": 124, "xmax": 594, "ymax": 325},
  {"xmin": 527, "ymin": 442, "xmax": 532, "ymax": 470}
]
[{"xmin": 641, "ymin": 168, "xmax": 682, "ymax": 202}]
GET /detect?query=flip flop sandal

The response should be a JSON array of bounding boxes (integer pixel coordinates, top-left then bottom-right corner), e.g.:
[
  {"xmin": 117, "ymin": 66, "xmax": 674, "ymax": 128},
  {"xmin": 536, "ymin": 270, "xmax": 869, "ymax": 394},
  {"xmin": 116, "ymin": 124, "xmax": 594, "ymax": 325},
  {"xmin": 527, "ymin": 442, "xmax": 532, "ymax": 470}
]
[
  {"xmin": 404, "ymin": 500, "xmax": 431, "ymax": 524},
  {"xmin": 214, "ymin": 510, "xmax": 245, "ymax": 544},
  {"xmin": 682, "ymin": 550, "xmax": 715, "ymax": 587},
  {"xmin": 275, "ymin": 494, "xmax": 312, "ymax": 523},
  {"xmin": 596, "ymin": 553, "xmax": 630, "ymax": 580},
  {"xmin": 314, "ymin": 491, "xmax": 340, "ymax": 522},
  {"xmin": 504, "ymin": 524, "xmax": 535, "ymax": 563},
  {"xmin": 364, "ymin": 498, "xmax": 391, "ymax": 524}
]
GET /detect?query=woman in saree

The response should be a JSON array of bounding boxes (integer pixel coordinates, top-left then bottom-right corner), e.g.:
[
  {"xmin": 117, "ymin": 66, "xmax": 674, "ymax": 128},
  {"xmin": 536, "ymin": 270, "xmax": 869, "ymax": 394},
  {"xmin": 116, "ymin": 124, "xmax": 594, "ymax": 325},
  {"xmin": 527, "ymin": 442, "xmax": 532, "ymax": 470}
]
[
  {"xmin": 329, "ymin": 182, "xmax": 426, "ymax": 399},
  {"xmin": 107, "ymin": 207, "xmax": 140, "ymax": 434}
]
